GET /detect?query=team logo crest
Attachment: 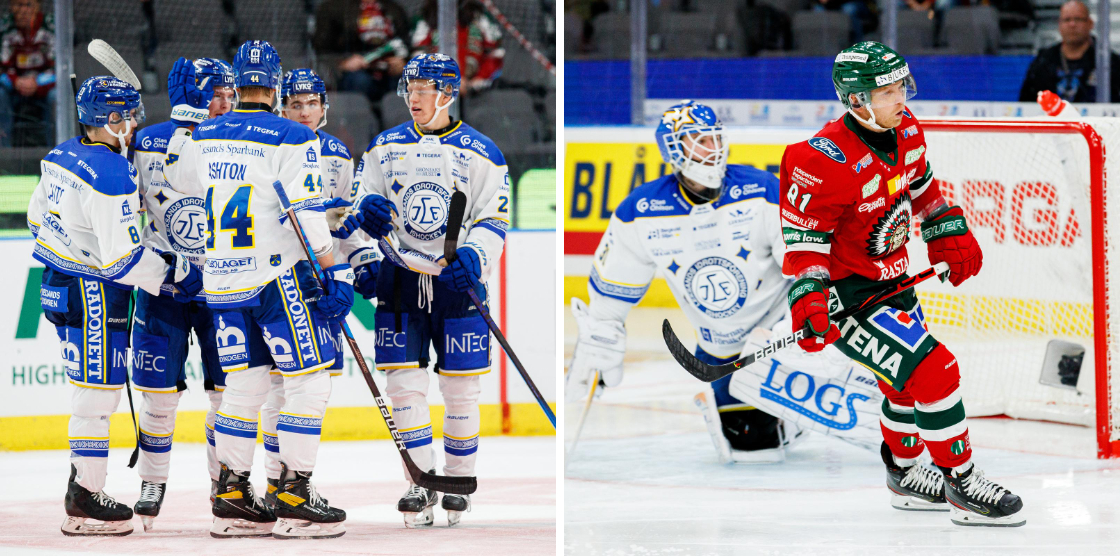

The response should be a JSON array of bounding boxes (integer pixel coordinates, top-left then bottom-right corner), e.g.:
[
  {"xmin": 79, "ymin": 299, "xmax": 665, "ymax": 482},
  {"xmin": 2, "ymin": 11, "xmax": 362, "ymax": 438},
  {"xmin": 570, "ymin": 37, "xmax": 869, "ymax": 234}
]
[
  {"xmin": 682, "ymin": 257, "xmax": 749, "ymax": 319},
  {"xmin": 401, "ymin": 182, "xmax": 451, "ymax": 241},
  {"xmin": 164, "ymin": 197, "xmax": 207, "ymax": 255},
  {"xmin": 866, "ymin": 195, "xmax": 912, "ymax": 258},
  {"xmin": 270, "ymin": 254, "xmax": 281, "ymax": 267}
]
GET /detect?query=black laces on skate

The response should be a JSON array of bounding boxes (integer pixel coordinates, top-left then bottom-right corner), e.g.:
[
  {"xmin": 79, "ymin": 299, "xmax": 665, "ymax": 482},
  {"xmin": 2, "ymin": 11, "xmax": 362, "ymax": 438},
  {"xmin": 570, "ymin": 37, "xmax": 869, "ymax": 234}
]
[
  {"xmin": 900, "ymin": 464, "xmax": 943, "ymax": 496},
  {"xmin": 961, "ymin": 468, "xmax": 1008, "ymax": 505},
  {"xmin": 140, "ymin": 482, "xmax": 163, "ymax": 502}
]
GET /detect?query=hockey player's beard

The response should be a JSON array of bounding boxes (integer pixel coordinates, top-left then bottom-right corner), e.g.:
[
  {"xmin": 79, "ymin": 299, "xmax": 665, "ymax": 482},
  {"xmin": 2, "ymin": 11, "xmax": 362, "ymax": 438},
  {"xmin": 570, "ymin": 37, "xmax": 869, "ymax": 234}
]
[{"xmin": 679, "ymin": 177, "xmax": 721, "ymax": 204}]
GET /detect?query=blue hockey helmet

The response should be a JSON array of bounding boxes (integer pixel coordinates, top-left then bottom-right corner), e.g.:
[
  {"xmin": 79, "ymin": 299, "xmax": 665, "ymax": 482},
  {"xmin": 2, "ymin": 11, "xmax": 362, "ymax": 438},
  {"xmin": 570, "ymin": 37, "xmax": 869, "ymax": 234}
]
[
  {"xmin": 396, "ymin": 53, "xmax": 461, "ymax": 100},
  {"xmin": 281, "ymin": 68, "xmax": 328, "ymax": 107},
  {"xmin": 232, "ymin": 40, "xmax": 282, "ymax": 89},
  {"xmin": 75, "ymin": 75, "xmax": 144, "ymax": 127},
  {"xmin": 194, "ymin": 57, "xmax": 235, "ymax": 93},
  {"xmin": 654, "ymin": 100, "xmax": 728, "ymax": 191}
]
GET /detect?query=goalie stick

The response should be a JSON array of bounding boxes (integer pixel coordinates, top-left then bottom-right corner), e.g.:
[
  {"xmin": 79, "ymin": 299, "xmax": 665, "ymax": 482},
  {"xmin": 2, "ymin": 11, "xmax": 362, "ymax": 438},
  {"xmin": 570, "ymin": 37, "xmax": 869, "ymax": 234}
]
[
  {"xmin": 272, "ymin": 181, "xmax": 476, "ymax": 495},
  {"xmin": 442, "ymin": 191, "xmax": 556, "ymax": 428},
  {"xmin": 663, "ymin": 261, "xmax": 951, "ymax": 383}
]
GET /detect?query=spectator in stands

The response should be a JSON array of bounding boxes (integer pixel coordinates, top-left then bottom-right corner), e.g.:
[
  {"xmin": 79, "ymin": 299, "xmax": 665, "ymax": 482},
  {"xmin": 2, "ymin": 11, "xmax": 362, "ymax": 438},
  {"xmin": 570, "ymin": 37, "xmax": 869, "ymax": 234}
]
[
  {"xmin": 814, "ymin": 0, "xmax": 878, "ymax": 43},
  {"xmin": 1019, "ymin": 0, "xmax": 1120, "ymax": 103},
  {"xmin": 313, "ymin": 0, "xmax": 410, "ymax": 107},
  {"xmin": 0, "ymin": 0, "xmax": 54, "ymax": 147},
  {"xmin": 412, "ymin": 0, "xmax": 504, "ymax": 96},
  {"xmin": 567, "ymin": 0, "xmax": 609, "ymax": 54},
  {"xmin": 900, "ymin": 0, "xmax": 953, "ymax": 47}
]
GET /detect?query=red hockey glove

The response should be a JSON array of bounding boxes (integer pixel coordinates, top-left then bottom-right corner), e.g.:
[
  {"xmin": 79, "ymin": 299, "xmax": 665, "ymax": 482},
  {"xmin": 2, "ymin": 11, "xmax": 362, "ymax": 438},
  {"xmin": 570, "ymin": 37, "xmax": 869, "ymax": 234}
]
[
  {"xmin": 788, "ymin": 278, "xmax": 840, "ymax": 353},
  {"xmin": 921, "ymin": 206, "xmax": 983, "ymax": 287}
]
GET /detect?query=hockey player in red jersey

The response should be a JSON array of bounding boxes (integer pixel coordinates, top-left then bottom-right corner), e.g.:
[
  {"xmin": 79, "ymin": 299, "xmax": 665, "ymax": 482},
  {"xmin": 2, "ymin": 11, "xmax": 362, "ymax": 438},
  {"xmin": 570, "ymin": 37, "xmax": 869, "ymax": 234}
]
[{"xmin": 778, "ymin": 41, "xmax": 1024, "ymax": 527}]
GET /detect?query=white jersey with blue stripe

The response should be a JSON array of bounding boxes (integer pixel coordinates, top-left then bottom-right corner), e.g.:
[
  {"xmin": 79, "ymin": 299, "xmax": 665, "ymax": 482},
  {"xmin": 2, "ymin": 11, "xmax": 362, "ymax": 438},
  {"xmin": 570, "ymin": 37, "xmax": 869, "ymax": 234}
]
[
  {"xmin": 131, "ymin": 120, "xmax": 209, "ymax": 268},
  {"xmin": 163, "ymin": 108, "xmax": 333, "ymax": 308},
  {"xmin": 355, "ymin": 120, "xmax": 510, "ymax": 277},
  {"xmin": 27, "ymin": 137, "xmax": 171, "ymax": 294},
  {"xmin": 316, "ymin": 129, "xmax": 377, "ymax": 268},
  {"xmin": 588, "ymin": 165, "xmax": 791, "ymax": 358}
]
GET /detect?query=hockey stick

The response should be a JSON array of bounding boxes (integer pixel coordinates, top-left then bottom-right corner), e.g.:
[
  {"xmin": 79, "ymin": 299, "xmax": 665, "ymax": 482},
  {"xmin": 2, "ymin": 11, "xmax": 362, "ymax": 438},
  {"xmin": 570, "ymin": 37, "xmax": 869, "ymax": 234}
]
[
  {"xmin": 565, "ymin": 370, "xmax": 599, "ymax": 466},
  {"xmin": 271, "ymin": 181, "xmax": 476, "ymax": 495},
  {"xmin": 664, "ymin": 261, "xmax": 951, "ymax": 383},
  {"xmin": 443, "ymin": 191, "xmax": 556, "ymax": 428},
  {"xmin": 88, "ymin": 39, "xmax": 142, "ymax": 90}
]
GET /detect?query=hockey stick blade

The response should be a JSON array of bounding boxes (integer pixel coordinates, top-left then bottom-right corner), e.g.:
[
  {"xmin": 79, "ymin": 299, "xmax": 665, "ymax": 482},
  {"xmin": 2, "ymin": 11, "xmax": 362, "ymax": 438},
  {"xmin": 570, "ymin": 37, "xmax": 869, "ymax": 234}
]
[
  {"xmin": 272, "ymin": 182, "xmax": 475, "ymax": 494},
  {"xmin": 88, "ymin": 39, "xmax": 141, "ymax": 90},
  {"xmin": 664, "ymin": 262, "xmax": 950, "ymax": 383}
]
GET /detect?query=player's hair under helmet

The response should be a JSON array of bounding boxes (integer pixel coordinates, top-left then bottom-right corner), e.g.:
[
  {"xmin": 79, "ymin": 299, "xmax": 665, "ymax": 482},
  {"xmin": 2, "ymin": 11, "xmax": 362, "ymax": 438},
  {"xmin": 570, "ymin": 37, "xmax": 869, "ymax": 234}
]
[
  {"xmin": 281, "ymin": 68, "xmax": 329, "ymax": 129},
  {"xmin": 194, "ymin": 57, "xmax": 235, "ymax": 94},
  {"xmin": 232, "ymin": 40, "xmax": 282, "ymax": 111},
  {"xmin": 833, "ymin": 41, "xmax": 917, "ymax": 131},
  {"xmin": 655, "ymin": 100, "xmax": 728, "ymax": 194},
  {"xmin": 397, "ymin": 53, "xmax": 461, "ymax": 128},
  {"xmin": 75, "ymin": 75, "xmax": 145, "ymax": 158}
]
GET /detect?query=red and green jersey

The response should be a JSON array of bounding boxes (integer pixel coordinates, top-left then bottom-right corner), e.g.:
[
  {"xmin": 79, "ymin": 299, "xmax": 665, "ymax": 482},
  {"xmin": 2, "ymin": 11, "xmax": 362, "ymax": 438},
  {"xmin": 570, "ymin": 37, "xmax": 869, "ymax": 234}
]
[{"xmin": 779, "ymin": 109, "xmax": 942, "ymax": 282}]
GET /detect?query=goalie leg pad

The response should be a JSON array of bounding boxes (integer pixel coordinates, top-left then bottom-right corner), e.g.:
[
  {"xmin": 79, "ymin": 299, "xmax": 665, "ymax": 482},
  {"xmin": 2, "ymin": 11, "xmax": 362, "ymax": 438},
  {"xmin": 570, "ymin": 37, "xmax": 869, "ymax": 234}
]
[
  {"xmin": 277, "ymin": 370, "xmax": 331, "ymax": 472},
  {"xmin": 438, "ymin": 373, "xmax": 482, "ymax": 477},
  {"xmin": 906, "ymin": 344, "xmax": 971, "ymax": 469},
  {"xmin": 137, "ymin": 391, "xmax": 183, "ymax": 484},
  {"xmin": 69, "ymin": 385, "xmax": 122, "ymax": 493},
  {"xmin": 214, "ymin": 365, "xmax": 270, "ymax": 472},
  {"xmin": 386, "ymin": 366, "xmax": 435, "ymax": 479},
  {"xmin": 260, "ymin": 373, "xmax": 285, "ymax": 480}
]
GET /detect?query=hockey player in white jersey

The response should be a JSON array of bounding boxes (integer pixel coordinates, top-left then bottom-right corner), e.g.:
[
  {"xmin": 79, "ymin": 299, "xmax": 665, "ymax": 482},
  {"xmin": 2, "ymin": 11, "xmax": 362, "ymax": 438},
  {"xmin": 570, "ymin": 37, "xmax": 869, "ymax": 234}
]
[
  {"xmin": 164, "ymin": 40, "xmax": 351, "ymax": 539},
  {"xmin": 27, "ymin": 76, "xmax": 203, "ymax": 536},
  {"xmin": 338, "ymin": 53, "xmax": 510, "ymax": 527},
  {"xmin": 254, "ymin": 67, "xmax": 381, "ymax": 509},
  {"xmin": 567, "ymin": 101, "xmax": 885, "ymax": 463},
  {"xmin": 127, "ymin": 57, "xmax": 235, "ymax": 531}
]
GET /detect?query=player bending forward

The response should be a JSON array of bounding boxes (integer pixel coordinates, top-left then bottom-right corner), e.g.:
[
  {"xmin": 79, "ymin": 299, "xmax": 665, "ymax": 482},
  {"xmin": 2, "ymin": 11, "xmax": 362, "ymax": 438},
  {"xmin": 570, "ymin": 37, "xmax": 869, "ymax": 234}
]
[
  {"xmin": 165, "ymin": 40, "xmax": 353, "ymax": 539},
  {"xmin": 256, "ymin": 67, "xmax": 381, "ymax": 509},
  {"xmin": 28, "ymin": 76, "xmax": 203, "ymax": 536},
  {"xmin": 567, "ymin": 100, "xmax": 884, "ymax": 463},
  {"xmin": 128, "ymin": 57, "xmax": 236, "ymax": 531},
  {"xmin": 780, "ymin": 41, "xmax": 1023, "ymax": 526},
  {"xmin": 339, "ymin": 53, "xmax": 510, "ymax": 527}
]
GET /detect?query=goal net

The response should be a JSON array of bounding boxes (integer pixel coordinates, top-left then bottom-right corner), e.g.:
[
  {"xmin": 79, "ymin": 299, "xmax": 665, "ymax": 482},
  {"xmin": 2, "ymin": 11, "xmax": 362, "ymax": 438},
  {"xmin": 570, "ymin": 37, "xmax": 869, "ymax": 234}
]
[{"xmin": 910, "ymin": 118, "xmax": 1117, "ymax": 458}]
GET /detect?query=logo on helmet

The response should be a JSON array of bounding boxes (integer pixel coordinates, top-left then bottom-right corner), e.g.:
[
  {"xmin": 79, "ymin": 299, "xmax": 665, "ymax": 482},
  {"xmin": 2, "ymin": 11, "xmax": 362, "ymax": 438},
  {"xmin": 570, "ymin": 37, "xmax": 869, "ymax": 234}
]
[{"xmin": 250, "ymin": 48, "xmax": 261, "ymax": 64}]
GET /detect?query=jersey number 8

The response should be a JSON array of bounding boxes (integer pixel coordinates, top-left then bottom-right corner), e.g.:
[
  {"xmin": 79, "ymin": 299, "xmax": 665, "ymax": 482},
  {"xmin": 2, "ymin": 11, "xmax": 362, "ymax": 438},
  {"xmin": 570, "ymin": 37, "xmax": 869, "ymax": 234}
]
[{"xmin": 205, "ymin": 185, "xmax": 255, "ymax": 250}]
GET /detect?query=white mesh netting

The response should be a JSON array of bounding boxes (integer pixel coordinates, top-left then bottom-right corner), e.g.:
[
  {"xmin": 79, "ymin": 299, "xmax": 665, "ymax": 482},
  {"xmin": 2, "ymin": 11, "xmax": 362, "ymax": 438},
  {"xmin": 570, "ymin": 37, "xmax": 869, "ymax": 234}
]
[{"xmin": 909, "ymin": 118, "xmax": 1117, "ymax": 456}]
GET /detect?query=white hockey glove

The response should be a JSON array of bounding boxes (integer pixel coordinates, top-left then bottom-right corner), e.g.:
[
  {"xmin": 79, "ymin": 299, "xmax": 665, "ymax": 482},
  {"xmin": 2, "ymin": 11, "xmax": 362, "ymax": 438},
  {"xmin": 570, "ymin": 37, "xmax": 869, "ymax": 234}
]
[
  {"xmin": 567, "ymin": 297, "xmax": 626, "ymax": 399},
  {"xmin": 726, "ymin": 320, "xmax": 883, "ymax": 452}
]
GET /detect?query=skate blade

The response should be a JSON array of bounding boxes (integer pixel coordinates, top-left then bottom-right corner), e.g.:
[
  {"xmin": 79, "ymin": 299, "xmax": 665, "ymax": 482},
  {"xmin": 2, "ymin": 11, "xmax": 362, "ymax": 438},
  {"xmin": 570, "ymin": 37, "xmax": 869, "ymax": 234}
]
[
  {"xmin": 209, "ymin": 517, "xmax": 276, "ymax": 538},
  {"xmin": 949, "ymin": 506, "xmax": 1026, "ymax": 527},
  {"xmin": 446, "ymin": 510, "xmax": 465, "ymax": 527},
  {"xmin": 61, "ymin": 516, "xmax": 133, "ymax": 536},
  {"xmin": 272, "ymin": 518, "xmax": 345, "ymax": 539},
  {"xmin": 891, "ymin": 493, "xmax": 950, "ymax": 512},
  {"xmin": 140, "ymin": 515, "xmax": 155, "ymax": 532},
  {"xmin": 402, "ymin": 508, "xmax": 435, "ymax": 528}
]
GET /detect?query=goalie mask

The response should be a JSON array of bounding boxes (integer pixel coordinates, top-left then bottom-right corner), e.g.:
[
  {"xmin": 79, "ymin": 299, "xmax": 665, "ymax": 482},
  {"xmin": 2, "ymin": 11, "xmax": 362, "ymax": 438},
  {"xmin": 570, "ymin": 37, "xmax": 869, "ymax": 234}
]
[
  {"xmin": 655, "ymin": 100, "xmax": 728, "ymax": 195},
  {"xmin": 833, "ymin": 41, "xmax": 917, "ymax": 131}
]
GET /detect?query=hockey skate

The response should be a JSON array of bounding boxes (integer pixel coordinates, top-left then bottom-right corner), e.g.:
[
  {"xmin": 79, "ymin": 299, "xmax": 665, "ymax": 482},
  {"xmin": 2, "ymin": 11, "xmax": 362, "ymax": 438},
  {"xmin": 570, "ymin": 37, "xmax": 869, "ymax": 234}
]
[
  {"xmin": 442, "ymin": 494, "xmax": 471, "ymax": 527},
  {"xmin": 398, "ymin": 481, "xmax": 438, "ymax": 528},
  {"xmin": 210, "ymin": 463, "xmax": 276, "ymax": 538},
  {"xmin": 880, "ymin": 443, "xmax": 947, "ymax": 511},
  {"xmin": 61, "ymin": 465, "xmax": 134, "ymax": 536},
  {"xmin": 264, "ymin": 477, "xmax": 279, "ymax": 510},
  {"xmin": 941, "ymin": 463, "xmax": 1025, "ymax": 527},
  {"xmin": 133, "ymin": 480, "xmax": 166, "ymax": 532},
  {"xmin": 272, "ymin": 462, "xmax": 345, "ymax": 539}
]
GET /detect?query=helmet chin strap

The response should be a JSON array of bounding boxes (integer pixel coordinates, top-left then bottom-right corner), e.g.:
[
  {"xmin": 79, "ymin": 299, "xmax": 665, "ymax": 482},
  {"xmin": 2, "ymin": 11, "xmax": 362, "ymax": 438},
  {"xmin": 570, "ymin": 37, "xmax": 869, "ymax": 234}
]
[
  {"xmin": 317, "ymin": 105, "xmax": 328, "ymax": 130},
  {"xmin": 420, "ymin": 92, "xmax": 455, "ymax": 129},
  {"xmin": 104, "ymin": 121, "xmax": 134, "ymax": 159},
  {"xmin": 848, "ymin": 103, "xmax": 887, "ymax": 132}
]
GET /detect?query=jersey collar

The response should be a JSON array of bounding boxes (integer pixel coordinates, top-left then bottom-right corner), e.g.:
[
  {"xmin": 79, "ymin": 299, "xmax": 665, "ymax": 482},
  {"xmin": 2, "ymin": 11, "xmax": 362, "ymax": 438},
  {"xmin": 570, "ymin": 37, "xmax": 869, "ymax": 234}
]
[{"xmin": 843, "ymin": 113, "xmax": 898, "ymax": 167}]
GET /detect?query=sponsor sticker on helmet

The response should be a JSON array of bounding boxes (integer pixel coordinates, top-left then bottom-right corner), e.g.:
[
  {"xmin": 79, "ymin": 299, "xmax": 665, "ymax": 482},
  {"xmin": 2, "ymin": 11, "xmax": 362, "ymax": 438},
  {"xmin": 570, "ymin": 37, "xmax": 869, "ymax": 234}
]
[
  {"xmin": 875, "ymin": 64, "xmax": 911, "ymax": 87},
  {"xmin": 836, "ymin": 52, "xmax": 869, "ymax": 63}
]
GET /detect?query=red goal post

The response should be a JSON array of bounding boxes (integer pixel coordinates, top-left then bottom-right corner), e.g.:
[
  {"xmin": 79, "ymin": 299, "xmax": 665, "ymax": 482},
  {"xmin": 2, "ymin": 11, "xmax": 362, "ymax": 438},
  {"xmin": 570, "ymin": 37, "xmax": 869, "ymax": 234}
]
[{"xmin": 916, "ymin": 119, "xmax": 1115, "ymax": 458}]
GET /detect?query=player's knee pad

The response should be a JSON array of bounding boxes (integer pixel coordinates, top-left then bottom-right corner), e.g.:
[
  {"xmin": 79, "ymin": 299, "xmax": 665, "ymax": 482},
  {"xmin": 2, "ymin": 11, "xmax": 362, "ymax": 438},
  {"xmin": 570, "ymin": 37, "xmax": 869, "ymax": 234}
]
[
  {"xmin": 70, "ymin": 385, "xmax": 122, "ymax": 418},
  {"xmin": 220, "ymin": 364, "xmax": 272, "ymax": 409},
  {"xmin": 386, "ymin": 366, "xmax": 430, "ymax": 403},
  {"xmin": 437, "ymin": 373, "xmax": 481, "ymax": 409},
  {"xmin": 207, "ymin": 389, "xmax": 222, "ymax": 413},
  {"xmin": 263, "ymin": 373, "xmax": 286, "ymax": 410},
  {"xmin": 142, "ymin": 390, "xmax": 182, "ymax": 416},
  {"xmin": 282, "ymin": 370, "xmax": 331, "ymax": 416},
  {"xmin": 905, "ymin": 344, "xmax": 961, "ymax": 405}
]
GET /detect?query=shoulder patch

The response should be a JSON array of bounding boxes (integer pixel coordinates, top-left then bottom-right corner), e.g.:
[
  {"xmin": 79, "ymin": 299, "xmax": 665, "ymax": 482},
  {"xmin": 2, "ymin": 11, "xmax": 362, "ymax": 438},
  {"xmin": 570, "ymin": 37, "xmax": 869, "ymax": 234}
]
[{"xmin": 808, "ymin": 137, "xmax": 846, "ymax": 163}]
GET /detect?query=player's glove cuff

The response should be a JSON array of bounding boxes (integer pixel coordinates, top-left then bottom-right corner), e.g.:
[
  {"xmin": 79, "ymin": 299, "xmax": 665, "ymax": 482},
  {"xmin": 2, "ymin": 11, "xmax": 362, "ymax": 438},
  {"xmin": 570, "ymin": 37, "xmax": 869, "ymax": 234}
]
[
  {"xmin": 787, "ymin": 277, "xmax": 826, "ymax": 307},
  {"xmin": 920, "ymin": 206, "xmax": 969, "ymax": 242},
  {"xmin": 326, "ymin": 263, "xmax": 355, "ymax": 285},
  {"xmin": 170, "ymin": 104, "xmax": 209, "ymax": 125}
]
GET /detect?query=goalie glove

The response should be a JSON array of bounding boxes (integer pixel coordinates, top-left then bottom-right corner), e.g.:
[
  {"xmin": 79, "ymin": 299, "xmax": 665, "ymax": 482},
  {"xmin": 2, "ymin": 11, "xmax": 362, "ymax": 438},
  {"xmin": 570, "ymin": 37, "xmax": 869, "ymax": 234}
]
[
  {"xmin": 567, "ymin": 297, "xmax": 626, "ymax": 399},
  {"xmin": 921, "ymin": 205, "xmax": 982, "ymax": 287}
]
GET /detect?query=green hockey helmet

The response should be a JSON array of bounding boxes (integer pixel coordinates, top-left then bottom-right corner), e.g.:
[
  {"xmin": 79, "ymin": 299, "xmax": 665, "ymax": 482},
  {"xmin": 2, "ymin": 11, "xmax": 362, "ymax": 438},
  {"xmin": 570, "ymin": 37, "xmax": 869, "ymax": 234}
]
[{"xmin": 833, "ymin": 42, "xmax": 916, "ymax": 127}]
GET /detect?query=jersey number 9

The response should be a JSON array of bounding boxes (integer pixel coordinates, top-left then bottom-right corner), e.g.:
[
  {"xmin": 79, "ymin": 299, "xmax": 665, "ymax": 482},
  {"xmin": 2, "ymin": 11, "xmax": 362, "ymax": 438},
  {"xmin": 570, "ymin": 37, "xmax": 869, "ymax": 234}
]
[{"xmin": 205, "ymin": 185, "xmax": 255, "ymax": 250}]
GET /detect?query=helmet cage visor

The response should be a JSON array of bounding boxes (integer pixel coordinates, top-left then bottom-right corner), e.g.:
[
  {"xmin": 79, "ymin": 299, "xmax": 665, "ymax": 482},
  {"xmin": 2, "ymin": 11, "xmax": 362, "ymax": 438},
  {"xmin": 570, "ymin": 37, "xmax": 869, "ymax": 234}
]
[
  {"xmin": 850, "ymin": 74, "xmax": 917, "ymax": 110},
  {"xmin": 106, "ymin": 103, "xmax": 145, "ymax": 126},
  {"xmin": 661, "ymin": 124, "xmax": 728, "ymax": 189}
]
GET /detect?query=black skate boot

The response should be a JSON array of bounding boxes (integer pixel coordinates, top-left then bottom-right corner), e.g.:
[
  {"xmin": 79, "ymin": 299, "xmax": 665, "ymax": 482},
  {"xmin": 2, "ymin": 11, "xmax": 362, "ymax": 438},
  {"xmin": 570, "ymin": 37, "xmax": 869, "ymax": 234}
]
[
  {"xmin": 398, "ymin": 476, "xmax": 438, "ymax": 528},
  {"xmin": 940, "ymin": 463, "xmax": 1025, "ymax": 527},
  {"xmin": 133, "ymin": 480, "xmax": 166, "ymax": 532},
  {"xmin": 881, "ymin": 442, "xmax": 947, "ymax": 512},
  {"xmin": 442, "ymin": 493, "xmax": 471, "ymax": 527},
  {"xmin": 272, "ymin": 461, "xmax": 345, "ymax": 539},
  {"xmin": 210, "ymin": 462, "xmax": 276, "ymax": 538},
  {"xmin": 264, "ymin": 477, "xmax": 279, "ymax": 510},
  {"xmin": 61, "ymin": 465, "xmax": 134, "ymax": 536}
]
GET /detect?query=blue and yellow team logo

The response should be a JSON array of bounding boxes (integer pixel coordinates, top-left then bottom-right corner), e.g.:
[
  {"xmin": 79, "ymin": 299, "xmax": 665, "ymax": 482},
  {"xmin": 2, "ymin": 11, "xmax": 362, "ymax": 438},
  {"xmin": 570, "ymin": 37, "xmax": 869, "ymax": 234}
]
[
  {"xmin": 270, "ymin": 254, "xmax": 281, "ymax": 267},
  {"xmin": 682, "ymin": 256, "xmax": 748, "ymax": 319}
]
